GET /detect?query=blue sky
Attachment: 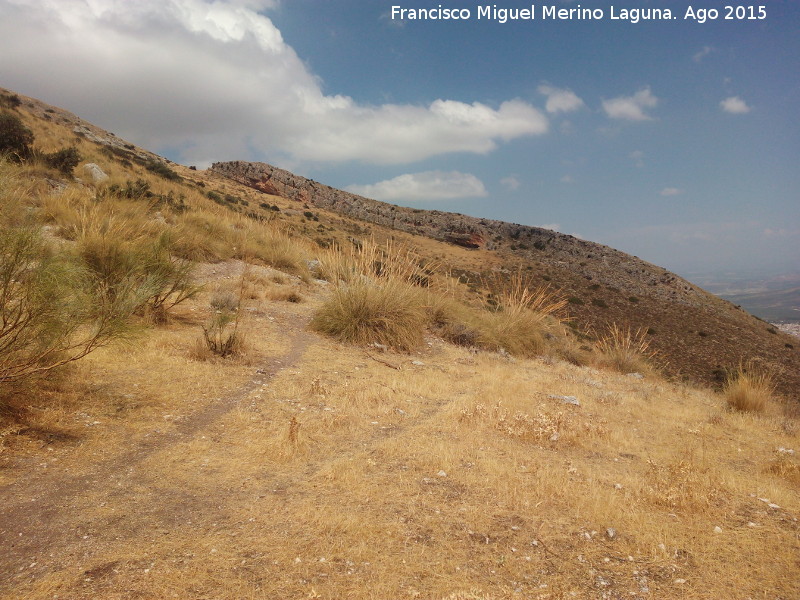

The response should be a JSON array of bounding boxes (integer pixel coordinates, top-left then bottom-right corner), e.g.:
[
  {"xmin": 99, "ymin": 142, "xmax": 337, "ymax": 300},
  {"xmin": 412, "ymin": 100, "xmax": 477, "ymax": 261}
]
[{"xmin": 1, "ymin": 0, "xmax": 797, "ymax": 280}]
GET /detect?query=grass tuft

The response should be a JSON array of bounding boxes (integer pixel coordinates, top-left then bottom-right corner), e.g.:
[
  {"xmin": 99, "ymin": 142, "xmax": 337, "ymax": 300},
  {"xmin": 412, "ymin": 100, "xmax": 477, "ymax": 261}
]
[
  {"xmin": 595, "ymin": 323, "xmax": 657, "ymax": 374},
  {"xmin": 723, "ymin": 362, "xmax": 774, "ymax": 412}
]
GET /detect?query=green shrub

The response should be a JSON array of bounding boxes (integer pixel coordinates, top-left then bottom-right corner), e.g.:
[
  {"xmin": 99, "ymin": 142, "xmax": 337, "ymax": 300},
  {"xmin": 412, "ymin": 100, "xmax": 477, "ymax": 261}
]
[
  {"xmin": 43, "ymin": 147, "xmax": 81, "ymax": 174},
  {"xmin": 0, "ymin": 112, "xmax": 34, "ymax": 159},
  {"xmin": 0, "ymin": 226, "xmax": 140, "ymax": 388},
  {"xmin": 145, "ymin": 159, "xmax": 181, "ymax": 181},
  {"xmin": 76, "ymin": 229, "xmax": 198, "ymax": 323}
]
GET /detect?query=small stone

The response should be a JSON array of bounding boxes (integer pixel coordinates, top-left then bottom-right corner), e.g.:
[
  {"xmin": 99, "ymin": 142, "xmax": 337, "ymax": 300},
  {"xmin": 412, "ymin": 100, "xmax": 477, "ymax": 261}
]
[
  {"xmin": 627, "ymin": 372, "xmax": 644, "ymax": 379},
  {"xmin": 713, "ymin": 526, "xmax": 723, "ymax": 534},
  {"xmin": 549, "ymin": 432, "xmax": 560, "ymax": 442},
  {"xmin": 614, "ymin": 483, "xmax": 623, "ymax": 490},
  {"xmin": 437, "ymin": 470, "xmax": 447, "ymax": 478},
  {"xmin": 549, "ymin": 394, "xmax": 580, "ymax": 406},
  {"xmin": 674, "ymin": 578, "xmax": 686, "ymax": 584},
  {"xmin": 411, "ymin": 360, "xmax": 425, "ymax": 366},
  {"xmin": 606, "ymin": 528, "xmax": 616, "ymax": 540}
]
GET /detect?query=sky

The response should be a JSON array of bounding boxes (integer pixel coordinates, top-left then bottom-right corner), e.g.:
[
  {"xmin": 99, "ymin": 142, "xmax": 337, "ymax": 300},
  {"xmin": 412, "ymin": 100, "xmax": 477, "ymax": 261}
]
[{"xmin": 0, "ymin": 0, "xmax": 798, "ymax": 281}]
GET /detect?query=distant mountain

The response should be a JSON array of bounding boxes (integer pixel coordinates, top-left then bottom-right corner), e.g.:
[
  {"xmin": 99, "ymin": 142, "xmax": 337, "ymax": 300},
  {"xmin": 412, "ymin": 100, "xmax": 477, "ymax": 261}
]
[{"xmin": 719, "ymin": 287, "xmax": 800, "ymax": 323}]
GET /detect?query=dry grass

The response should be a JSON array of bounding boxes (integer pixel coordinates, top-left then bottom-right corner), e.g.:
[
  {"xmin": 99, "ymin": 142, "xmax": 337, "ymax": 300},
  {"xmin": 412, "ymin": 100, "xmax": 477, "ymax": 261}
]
[
  {"xmin": 594, "ymin": 323, "xmax": 658, "ymax": 374},
  {"xmin": 474, "ymin": 274, "xmax": 566, "ymax": 357},
  {"xmin": 723, "ymin": 362, "xmax": 775, "ymax": 412},
  {"xmin": 311, "ymin": 239, "xmax": 430, "ymax": 351},
  {"xmin": 3, "ymin": 102, "xmax": 799, "ymax": 600}
]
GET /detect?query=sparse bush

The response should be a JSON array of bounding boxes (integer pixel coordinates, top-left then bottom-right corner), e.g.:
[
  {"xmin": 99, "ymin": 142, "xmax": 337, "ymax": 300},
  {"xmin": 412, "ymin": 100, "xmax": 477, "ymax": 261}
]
[
  {"xmin": 145, "ymin": 159, "xmax": 181, "ymax": 181},
  {"xmin": 591, "ymin": 298, "xmax": 608, "ymax": 308},
  {"xmin": 595, "ymin": 323, "xmax": 657, "ymax": 374},
  {"xmin": 0, "ymin": 93, "xmax": 22, "ymax": 109},
  {"xmin": 0, "ymin": 112, "xmax": 34, "ymax": 159},
  {"xmin": 0, "ymin": 225, "xmax": 141, "ymax": 389},
  {"xmin": 42, "ymin": 147, "xmax": 81, "ymax": 174},
  {"xmin": 200, "ymin": 309, "xmax": 245, "ymax": 358},
  {"xmin": 76, "ymin": 221, "xmax": 198, "ymax": 323},
  {"xmin": 723, "ymin": 363, "xmax": 774, "ymax": 412},
  {"xmin": 198, "ymin": 277, "xmax": 246, "ymax": 359}
]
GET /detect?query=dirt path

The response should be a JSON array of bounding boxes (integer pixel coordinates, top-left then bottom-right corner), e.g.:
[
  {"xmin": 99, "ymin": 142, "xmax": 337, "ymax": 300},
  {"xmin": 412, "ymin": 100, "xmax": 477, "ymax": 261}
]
[{"xmin": 0, "ymin": 315, "xmax": 316, "ymax": 594}]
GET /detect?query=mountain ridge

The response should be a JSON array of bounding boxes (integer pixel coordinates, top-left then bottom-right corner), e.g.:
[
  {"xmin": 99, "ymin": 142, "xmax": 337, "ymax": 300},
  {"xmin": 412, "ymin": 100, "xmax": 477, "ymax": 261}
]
[{"xmin": 210, "ymin": 160, "xmax": 800, "ymax": 398}]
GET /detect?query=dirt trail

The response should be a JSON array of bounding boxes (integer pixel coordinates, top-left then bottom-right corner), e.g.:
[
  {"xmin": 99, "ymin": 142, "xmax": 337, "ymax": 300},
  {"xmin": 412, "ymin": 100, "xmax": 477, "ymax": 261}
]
[{"xmin": 0, "ymin": 316, "xmax": 315, "ymax": 593}]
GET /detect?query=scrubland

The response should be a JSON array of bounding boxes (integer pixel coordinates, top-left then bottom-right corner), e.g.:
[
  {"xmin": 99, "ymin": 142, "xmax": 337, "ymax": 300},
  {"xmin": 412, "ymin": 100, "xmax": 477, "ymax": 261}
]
[{"xmin": 1, "ymin": 96, "xmax": 798, "ymax": 599}]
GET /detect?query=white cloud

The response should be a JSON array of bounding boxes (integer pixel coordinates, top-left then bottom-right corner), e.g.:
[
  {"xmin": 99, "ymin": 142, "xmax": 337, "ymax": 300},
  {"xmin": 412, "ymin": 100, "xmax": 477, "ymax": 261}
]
[
  {"xmin": 660, "ymin": 187, "xmax": 683, "ymax": 197},
  {"xmin": 346, "ymin": 171, "xmax": 488, "ymax": 202},
  {"xmin": 630, "ymin": 150, "xmax": 644, "ymax": 168},
  {"xmin": 602, "ymin": 87, "xmax": 658, "ymax": 121},
  {"xmin": 560, "ymin": 175, "xmax": 574, "ymax": 184},
  {"xmin": 0, "ymin": 0, "xmax": 548, "ymax": 166},
  {"xmin": 693, "ymin": 46, "xmax": 713, "ymax": 63},
  {"xmin": 720, "ymin": 96, "xmax": 751, "ymax": 114},
  {"xmin": 538, "ymin": 84, "xmax": 584, "ymax": 114},
  {"xmin": 538, "ymin": 223, "xmax": 561, "ymax": 232},
  {"xmin": 500, "ymin": 176, "xmax": 520, "ymax": 191}
]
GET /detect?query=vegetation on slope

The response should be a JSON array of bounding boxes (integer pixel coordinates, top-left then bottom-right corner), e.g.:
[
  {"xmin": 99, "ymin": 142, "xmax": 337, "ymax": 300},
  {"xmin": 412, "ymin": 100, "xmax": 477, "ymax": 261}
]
[{"xmin": 0, "ymin": 88, "xmax": 798, "ymax": 600}]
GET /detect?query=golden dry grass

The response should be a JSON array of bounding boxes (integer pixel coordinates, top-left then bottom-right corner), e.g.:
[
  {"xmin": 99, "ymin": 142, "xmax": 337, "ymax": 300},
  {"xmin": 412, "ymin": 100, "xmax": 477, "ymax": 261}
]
[
  {"xmin": 723, "ymin": 362, "xmax": 775, "ymax": 412},
  {"xmin": 2, "ymin": 108, "xmax": 799, "ymax": 600}
]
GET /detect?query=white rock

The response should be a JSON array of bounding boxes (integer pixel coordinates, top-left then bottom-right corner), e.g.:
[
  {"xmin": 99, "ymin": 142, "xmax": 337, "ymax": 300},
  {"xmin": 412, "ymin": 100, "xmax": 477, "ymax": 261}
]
[
  {"xmin": 437, "ymin": 470, "xmax": 447, "ymax": 478},
  {"xmin": 713, "ymin": 526, "xmax": 723, "ymax": 534},
  {"xmin": 549, "ymin": 394, "xmax": 580, "ymax": 406},
  {"xmin": 606, "ymin": 528, "xmax": 616, "ymax": 540},
  {"xmin": 83, "ymin": 163, "xmax": 108, "ymax": 182},
  {"xmin": 627, "ymin": 372, "xmax": 644, "ymax": 379}
]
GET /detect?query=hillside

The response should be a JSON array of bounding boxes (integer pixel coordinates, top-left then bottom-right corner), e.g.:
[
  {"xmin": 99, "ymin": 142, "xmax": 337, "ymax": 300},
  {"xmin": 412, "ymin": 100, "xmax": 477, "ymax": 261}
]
[
  {"xmin": 210, "ymin": 160, "xmax": 800, "ymax": 398},
  {"xmin": 1, "ymin": 88, "xmax": 799, "ymax": 600}
]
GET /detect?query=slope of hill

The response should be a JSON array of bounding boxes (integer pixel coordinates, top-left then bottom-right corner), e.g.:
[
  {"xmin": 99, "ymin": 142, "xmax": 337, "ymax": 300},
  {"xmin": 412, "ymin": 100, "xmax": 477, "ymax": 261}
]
[
  {"xmin": 210, "ymin": 160, "xmax": 800, "ymax": 398},
  {"xmin": 1, "ymin": 88, "xmax": 799, "ymax": 600}
]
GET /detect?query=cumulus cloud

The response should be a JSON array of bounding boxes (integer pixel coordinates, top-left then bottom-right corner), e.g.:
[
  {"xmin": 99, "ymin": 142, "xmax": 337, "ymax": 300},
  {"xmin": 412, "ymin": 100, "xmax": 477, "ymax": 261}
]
[
  {"xmin": 500, "ymin": 176, "xmax": 520, "ymax": 191},
  {"xmin": 720, "ymin": 96, "xmax": 751, "ymax": 114},
  {"xmin": 602, "ymin": 87, "xmax": 658, "ymax": 121},
  {"xmin": 538, "ymin": 84, "xmax": 584, "ymax": 114},
  {"xmin": 346, "ymin": 171, "xmax": 488, "ymax": 202},
  {"xmin": 0, "ymin": 0, "xmax": 548, "ymax": 166},
  {"xmin": 660, "ymin": 187, "xmax": 683, "ymax": 197}
]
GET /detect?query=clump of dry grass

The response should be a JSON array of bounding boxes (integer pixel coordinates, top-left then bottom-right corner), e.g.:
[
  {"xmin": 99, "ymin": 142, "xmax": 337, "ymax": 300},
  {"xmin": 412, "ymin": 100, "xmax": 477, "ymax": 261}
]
[
  {"xmin": 312, "ymin": 277, "xmax": 426, "ymax": 351},
  {"xmin": 474, "ymin": 274, "xmax": 566, "ymax": 357},
  {"xmin": 595, "ymin": 323, "xmax": 657, "ymax": 374},
  {"xmin": 723, "ymin": 362, "xmax": 774, "ymax": 412},
  {"xmin": 311, "ymin": 239, "xmax": 429, "ymax": 351}
]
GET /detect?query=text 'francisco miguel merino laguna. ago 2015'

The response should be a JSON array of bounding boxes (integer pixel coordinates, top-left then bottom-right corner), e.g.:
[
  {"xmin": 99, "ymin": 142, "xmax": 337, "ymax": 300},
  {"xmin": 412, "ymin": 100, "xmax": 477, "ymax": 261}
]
[{"xmin": 390, "ymin": 5, "xmax": 767, "ymax": 24}]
